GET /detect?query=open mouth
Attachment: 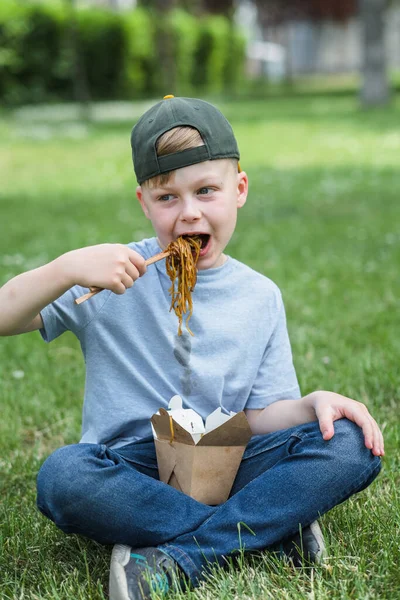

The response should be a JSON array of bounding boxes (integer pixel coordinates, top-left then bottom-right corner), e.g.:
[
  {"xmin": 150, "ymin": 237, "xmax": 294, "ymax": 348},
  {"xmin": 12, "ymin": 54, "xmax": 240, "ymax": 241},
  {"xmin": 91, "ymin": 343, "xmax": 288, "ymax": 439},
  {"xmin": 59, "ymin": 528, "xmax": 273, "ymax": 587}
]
[{"xmin": 182, "ymin": 233, "xmax": 211, "ymax": 256}]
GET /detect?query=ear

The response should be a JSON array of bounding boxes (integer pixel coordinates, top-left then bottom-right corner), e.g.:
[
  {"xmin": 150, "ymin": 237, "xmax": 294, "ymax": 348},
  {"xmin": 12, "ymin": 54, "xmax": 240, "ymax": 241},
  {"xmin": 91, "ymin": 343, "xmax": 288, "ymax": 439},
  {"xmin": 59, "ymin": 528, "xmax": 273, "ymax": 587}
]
[
  {"xmin": 136, "ymin": 185, "xmax": 150, "ymax": 219},
  {"xmin": 236, "ymin": 171, "xmax": 248, "ymax": 209}
]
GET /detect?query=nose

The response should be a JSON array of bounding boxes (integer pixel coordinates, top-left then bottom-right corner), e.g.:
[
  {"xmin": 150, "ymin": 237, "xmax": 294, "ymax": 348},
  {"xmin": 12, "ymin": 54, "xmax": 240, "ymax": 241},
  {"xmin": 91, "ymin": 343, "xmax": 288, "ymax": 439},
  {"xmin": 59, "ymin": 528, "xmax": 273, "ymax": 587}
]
[{"xmin": 179, "ymin": 197, "xmax": 201, "ymax": 222}]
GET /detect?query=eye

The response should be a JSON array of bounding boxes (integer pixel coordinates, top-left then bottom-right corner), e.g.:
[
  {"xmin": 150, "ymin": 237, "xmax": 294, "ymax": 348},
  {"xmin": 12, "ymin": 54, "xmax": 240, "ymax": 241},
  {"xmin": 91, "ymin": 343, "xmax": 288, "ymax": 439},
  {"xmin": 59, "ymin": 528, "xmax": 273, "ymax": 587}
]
[
  {"xmin": 197, "ymin": 187, "xmax": 212, "ymax": 195},
  {"xmin": 157, "ymin": 193, "xmax": 174, "ymax": 202}
]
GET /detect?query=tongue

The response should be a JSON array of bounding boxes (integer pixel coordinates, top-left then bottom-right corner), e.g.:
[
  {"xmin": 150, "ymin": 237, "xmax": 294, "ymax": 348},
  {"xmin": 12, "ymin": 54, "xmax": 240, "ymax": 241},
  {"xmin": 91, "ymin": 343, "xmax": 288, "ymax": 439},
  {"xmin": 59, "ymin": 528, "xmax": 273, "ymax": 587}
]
[{"xmin": 199, "ymin": 236, "xmax": 210, "ymax": 256}]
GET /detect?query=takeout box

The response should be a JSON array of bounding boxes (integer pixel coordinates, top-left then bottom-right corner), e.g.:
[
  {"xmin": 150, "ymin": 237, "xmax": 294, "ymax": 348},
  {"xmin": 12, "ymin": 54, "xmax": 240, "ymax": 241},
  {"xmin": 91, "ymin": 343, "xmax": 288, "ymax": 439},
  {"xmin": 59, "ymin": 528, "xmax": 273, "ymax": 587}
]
[{"xmin": 151, "ymin": 395, "xmax": 252, "ymax": 505}]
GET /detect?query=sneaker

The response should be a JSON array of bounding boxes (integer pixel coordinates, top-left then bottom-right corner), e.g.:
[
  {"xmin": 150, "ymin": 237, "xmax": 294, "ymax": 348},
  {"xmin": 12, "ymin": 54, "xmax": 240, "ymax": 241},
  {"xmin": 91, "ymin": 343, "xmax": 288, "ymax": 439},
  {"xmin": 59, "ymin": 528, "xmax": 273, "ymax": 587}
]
[
  {"xmin": 109, "ymin": 544, "xmax": 181, "ymax": 600},
  {"xmin": 279, "ymin": 520, "xmax": 326, "ymax": 567}
]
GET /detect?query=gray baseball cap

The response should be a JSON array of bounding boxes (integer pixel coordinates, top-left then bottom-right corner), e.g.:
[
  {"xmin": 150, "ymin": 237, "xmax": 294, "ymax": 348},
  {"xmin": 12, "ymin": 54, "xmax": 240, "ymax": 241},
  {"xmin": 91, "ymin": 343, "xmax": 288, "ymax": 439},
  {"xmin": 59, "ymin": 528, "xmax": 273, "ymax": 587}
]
[{"xmin": 131, "ymin": 95, "xmax": 240, "ymax": 184}]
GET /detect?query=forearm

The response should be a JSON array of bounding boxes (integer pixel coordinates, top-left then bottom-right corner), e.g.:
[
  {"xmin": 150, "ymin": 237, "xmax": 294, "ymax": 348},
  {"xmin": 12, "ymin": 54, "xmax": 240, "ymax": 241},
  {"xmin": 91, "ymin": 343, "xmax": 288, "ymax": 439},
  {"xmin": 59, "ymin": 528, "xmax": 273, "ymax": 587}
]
[
  {"xmin": 0, "ymin": 256, "xmax": 72, "ymax": 335},
  {"xmin": 0, "ymin": 243, "xmax": 148, "ymax": 336},
  {"xmin": 246, "ymin": 392, "xmax": 317, "ymax": 435}
]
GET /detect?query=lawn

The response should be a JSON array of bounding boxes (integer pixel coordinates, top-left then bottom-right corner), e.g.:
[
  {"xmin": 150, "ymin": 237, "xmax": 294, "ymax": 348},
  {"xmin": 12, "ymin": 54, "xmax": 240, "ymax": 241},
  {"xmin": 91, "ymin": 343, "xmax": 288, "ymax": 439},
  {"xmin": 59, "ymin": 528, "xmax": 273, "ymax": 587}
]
[{"xmin": 0, "ymin": 94, "xmax": 399, "ymax": 599}]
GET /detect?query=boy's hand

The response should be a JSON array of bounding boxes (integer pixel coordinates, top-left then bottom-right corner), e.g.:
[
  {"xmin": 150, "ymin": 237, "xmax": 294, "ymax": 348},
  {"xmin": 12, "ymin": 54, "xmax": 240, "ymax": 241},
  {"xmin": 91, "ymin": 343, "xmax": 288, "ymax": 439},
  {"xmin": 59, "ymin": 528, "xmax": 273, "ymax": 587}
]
[
  {"xmin": 59, "ymin": 244, "xmax": 147, "ymax": 294},
  {"xmin": 308, "ymin": 391, "xmax": 384, "ymax": 457}
]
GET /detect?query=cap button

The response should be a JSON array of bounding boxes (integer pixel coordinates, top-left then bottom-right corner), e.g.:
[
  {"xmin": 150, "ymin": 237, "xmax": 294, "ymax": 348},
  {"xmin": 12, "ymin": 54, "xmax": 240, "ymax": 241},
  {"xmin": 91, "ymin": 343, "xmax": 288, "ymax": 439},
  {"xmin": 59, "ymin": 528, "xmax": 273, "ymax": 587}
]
[{"xmin": 163, "ymin": 94, "xmax": 175, "ymax": 99}]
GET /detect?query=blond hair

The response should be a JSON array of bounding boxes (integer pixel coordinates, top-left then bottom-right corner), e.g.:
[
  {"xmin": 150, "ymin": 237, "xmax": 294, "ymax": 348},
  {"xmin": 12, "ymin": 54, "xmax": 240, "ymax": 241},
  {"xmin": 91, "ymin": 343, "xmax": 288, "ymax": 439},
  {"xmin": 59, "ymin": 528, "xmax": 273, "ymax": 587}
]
[
  {"xmin": 143, "ymin": 126, "xmax": 239, "ymax": 187},
  {"xmin": 144, "ymin": 127, "xmax": 203, "ymax": 188}
]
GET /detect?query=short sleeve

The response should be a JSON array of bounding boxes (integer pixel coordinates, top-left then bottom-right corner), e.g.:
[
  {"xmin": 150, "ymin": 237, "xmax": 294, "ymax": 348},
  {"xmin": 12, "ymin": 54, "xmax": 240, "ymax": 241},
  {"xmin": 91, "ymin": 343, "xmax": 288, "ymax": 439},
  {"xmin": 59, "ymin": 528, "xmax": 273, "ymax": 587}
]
[
  {"xmin": 40, "ymin": 285, "xmax": 112, "ymax": 343},
  {"xmin": 245, "ymin": 294, "xmax": 301, "ymax": 409}
]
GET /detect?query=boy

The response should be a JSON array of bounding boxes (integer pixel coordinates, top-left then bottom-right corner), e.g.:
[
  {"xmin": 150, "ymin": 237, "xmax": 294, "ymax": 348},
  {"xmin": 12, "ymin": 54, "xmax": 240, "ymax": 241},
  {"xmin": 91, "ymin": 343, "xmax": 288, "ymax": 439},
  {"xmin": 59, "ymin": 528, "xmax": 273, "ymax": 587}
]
[{"xmin": 0, "ymin": 96, "xmax": 383, "ymax": 600}]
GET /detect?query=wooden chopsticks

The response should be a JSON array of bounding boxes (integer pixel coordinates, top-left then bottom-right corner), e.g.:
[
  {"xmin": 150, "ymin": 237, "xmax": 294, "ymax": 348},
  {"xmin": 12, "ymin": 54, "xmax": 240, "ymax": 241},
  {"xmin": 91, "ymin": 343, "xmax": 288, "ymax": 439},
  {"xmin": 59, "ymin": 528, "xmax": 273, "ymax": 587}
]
[{"xmin": 74, "ymin": 250, "xmax": 169, "ymax": 305}]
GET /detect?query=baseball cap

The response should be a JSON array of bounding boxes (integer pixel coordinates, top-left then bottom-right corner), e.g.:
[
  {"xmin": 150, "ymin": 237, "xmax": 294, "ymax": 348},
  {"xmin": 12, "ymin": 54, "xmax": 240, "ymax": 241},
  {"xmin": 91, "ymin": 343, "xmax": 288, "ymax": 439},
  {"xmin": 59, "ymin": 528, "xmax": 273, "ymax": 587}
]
[{"xmin": 131, "ymin": 95, "xmax": 240, "ymax": 184}]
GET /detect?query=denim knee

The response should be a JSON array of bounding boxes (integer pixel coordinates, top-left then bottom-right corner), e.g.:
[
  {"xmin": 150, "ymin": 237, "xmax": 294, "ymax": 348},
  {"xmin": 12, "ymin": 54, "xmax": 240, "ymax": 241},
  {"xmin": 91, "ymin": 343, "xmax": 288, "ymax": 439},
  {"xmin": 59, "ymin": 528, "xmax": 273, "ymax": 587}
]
[
  {"xmin": 36, "ymin": 444, "xmax": 104, "ymax": 529},
  {"xmin": 323, "ymin": 418, "xmax": 381, "ymax": 490}
]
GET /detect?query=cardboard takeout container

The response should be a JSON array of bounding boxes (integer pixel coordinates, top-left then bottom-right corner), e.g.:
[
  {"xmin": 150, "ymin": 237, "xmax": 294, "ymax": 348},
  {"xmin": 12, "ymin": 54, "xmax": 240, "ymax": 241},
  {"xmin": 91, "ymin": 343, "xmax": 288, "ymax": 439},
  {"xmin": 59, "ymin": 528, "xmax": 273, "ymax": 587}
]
[{"xmin": 151, "ymin": 396, "xmax": 253, "ymax": 505}]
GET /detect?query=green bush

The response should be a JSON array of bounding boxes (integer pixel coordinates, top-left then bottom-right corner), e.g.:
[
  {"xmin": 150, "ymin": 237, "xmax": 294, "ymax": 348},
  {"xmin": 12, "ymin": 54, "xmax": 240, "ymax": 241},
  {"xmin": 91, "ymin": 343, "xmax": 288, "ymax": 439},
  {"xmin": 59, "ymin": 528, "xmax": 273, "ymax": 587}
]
[
  {"xmin": 224, "ymin": 26, "xmax": 247, "ymax": 93},
  {"xmin": 0, "ymin": 1, "xmax": 25, "ymax": 104},
  {"xmin": 76, "ymin": 9, "xmax": 125, "ymax": 100},
  {"xmin": 0, "ymin": 1, "xmax": 69, "ymax": 105},
  {"xmin": 194, "ymin": 15, "xmax": 231, "ymax": 94},
  {"xmin": 123, "ymin": 7, "xmax": 156, "ymax": 98},
  {"xmin": 0, "ymin": 1, "xmax": 246, "ymax": 105},
  {"xmin": 168, "ymin": 9, "xmax": 199, "ymax": 97}
]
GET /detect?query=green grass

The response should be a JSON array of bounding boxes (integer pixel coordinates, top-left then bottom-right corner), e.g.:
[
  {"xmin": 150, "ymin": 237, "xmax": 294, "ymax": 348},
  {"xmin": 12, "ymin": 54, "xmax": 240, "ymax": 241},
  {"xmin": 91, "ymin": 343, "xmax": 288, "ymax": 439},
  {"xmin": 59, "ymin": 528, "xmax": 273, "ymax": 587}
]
[{"xmin": 1, "ymin": 94, "xmax": 400, "ymax": 599}]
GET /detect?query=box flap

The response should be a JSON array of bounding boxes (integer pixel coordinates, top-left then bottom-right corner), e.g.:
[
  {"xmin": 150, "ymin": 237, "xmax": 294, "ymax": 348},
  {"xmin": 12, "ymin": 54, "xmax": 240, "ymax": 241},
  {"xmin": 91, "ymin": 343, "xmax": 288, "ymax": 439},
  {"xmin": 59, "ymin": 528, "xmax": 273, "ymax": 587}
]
[
  {"xmin": 172, "ymin": 419, "xmax": 196, "ymax": 445},
  {"xmin": 167, "ymin": 395, "xmax": 205, "ymax": 443},
  {"xmin": 168, "ymin": 395, "xmax": 183, "ymax": 410},
  {"xmin": 170, "ymin": 443, "xmax": 196, "ymax": 494},
  {"xmin": 205, "ymin": 407, "xmax": 234, "ymax": 433},
  {"xmin": 151, "ymin": 408, "xmax": 172, "ymax": 440},
  {"xmin": 197, "ymin": 411, "xmax": 252, "ymax": 446},
  {"xmin": 154, "ymin": 440, "xmax": 196, "ymax": 495},
  {"xmin": 154, "ymin": 438, "xmax": 176, "ymax": 484},
  {"xmin": 151, "ymin": 408, "xmax": 195, "ymax": 445}
]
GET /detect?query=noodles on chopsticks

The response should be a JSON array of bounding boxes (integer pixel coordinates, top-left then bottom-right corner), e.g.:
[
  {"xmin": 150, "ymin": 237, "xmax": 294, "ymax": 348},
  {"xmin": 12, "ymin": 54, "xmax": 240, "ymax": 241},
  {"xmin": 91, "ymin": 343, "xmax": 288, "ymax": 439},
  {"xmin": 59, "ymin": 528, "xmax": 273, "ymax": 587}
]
[{"xmin": 165, "ymin": 236, "xmax": 201, "ymax": 336}]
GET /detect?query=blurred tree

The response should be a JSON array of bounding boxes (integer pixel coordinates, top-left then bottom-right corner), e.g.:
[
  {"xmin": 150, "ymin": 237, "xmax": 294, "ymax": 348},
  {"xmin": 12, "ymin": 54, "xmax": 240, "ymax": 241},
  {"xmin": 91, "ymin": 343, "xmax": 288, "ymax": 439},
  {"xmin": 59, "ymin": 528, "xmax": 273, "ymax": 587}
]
[
  {"xmin": 137, "ymin": 0, "xmax": 239, "ymax": 94},
  {"xmin": 252, "ymin": 1, "xmax": 357, "ymax": 84},
  {"xmin": 167, "ymin": 0, "xmax": 236, "ymax": 17},
  {"xmin": 138, "ymin": 0, "xmax": 178, "ymax": 92},
  {"xmin": 252, "ymin": 0, "xmax": 391, "ymax": 105},
  {"xmin": 64, "ymin": 0, "xmax": 91, "ymax": 117},
  {"xmin": 252, "ymin": 0, "xmax": 357, "ymax": 29},
  {"xmin": 359, "ymin": 0, "xmax": 390, "ymax": 106},
  {"xmin": 200, "ymin": 0, "xmax": 235, "ymax": 17}
]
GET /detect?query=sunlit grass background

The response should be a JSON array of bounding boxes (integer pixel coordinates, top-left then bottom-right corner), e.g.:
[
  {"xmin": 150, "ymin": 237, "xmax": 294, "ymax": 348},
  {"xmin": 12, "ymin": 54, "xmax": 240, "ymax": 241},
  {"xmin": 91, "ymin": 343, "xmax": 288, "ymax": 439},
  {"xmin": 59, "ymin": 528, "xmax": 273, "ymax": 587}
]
[{"xmin": 1, "ymin": 94, "xmax": 399, "ymax": 599}]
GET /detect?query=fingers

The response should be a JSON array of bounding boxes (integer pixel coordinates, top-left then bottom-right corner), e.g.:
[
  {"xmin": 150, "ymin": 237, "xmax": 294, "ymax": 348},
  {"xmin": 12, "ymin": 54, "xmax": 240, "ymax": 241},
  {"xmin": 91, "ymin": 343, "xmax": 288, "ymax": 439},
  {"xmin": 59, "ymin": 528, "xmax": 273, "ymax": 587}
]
[
  {"xmin": 128, "ymin": 249, "xmax": 147, "ymax": 276},
  {"xmin": 343, "ymin": 403, "xmax": 384, "ymax": 456},
  {"xmin": 315, "ymin": 405, "xmax": 335, "ymax": 441},
  {"xmin": 347, "ymin": 404, "xmax": 384, "ymax": 456},
  {"xmin": 377, "ymin": 419, "xmax": 385, "ymax": 455},
  {"xmin": 125, "ymin": 262, "xmax": 142, "ymax": 284},
  {"xmin": 364, "ymin": 417, "xmax": 383, "ymax": 456},
  {"xmin": 120, "ymin": 272, "xmax": 134, "ymax": 290},
  {"xmin": 110, "ymin": 249, "xmax": 146, "ymax": 294},
  {"xmin": 313, "ymin": 392, "xmax": 385, "ymax": 456}
]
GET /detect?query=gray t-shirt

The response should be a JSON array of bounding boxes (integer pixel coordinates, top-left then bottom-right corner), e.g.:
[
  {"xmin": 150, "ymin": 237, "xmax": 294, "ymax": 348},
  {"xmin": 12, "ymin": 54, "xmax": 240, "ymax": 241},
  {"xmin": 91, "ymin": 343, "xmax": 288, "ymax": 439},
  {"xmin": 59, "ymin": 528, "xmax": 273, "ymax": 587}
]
[{"xmin": 40, "ymin": 237, "xmax": 300, "ymax": 448}]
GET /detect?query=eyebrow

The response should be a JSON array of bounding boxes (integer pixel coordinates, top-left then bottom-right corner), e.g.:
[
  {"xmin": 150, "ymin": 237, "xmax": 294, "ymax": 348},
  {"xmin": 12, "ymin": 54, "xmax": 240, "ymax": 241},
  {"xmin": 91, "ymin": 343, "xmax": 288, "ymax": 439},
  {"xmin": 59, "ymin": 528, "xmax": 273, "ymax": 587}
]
[{"xmin": 151, "ymin": 175, "xmax": 222, "ymax": 193}]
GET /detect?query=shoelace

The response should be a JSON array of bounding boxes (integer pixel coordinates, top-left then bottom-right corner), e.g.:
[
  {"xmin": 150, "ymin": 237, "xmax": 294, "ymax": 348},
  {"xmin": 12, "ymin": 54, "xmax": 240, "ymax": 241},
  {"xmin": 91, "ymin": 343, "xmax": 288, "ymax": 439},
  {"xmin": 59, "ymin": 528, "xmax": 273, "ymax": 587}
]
[{"xmin": 130, "ymin": 553, "xmax": 171, "ymax": 594}]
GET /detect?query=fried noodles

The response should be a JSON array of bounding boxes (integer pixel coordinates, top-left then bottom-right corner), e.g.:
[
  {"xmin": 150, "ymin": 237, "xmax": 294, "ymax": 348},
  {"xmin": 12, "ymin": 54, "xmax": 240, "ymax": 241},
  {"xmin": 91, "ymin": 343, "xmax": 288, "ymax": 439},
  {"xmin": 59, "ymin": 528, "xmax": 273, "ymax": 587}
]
[{"xmin": 165, "ymin": 236, "xmax": 201, "ymax": 336}]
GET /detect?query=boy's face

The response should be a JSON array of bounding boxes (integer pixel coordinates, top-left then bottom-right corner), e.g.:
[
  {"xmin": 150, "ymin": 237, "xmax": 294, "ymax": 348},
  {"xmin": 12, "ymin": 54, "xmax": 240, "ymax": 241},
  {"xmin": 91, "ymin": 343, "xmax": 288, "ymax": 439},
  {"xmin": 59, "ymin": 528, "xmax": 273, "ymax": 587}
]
[{"xmin": 136, "ymin": 159, "xmax": 248, "ymax": 270}]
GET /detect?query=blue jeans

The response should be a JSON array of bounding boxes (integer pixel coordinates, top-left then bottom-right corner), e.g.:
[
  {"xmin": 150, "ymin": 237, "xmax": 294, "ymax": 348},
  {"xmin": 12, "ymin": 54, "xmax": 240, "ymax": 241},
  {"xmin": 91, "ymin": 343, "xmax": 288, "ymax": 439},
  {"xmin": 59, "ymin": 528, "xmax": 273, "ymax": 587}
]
[{"xmin": 37, "ymin": 419, "xmax": 381, "ymax": 583}]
